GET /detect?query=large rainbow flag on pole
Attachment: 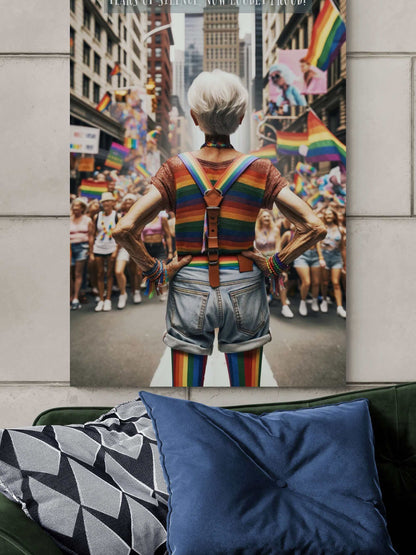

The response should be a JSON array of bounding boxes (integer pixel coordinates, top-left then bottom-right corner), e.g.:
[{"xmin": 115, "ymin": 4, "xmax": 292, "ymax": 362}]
[
  {"xmin": 306, "ymin": 110, "xmax": 346, "ymax": 168},
  {"xmin": 303, "ymin": 0, "xmax": 346, "ymax": 71},
  {"xmin": 250, "ymin": 144, "xmax": 277, "ymax": 163},
  {"xmin": 276, "ymin": 130, "xmax": 308, "ymax": 157},
  {"xmin": 96, "ymin": 92, "xmax": 112, "ymax": 113}
]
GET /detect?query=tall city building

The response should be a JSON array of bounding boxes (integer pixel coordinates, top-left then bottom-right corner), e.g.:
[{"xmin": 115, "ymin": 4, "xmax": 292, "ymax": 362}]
[
  {"xmin": 172, "ymin": 49, "xmax": 186, "ymax": 109},
  {"xmin": 184, "ymin": 14, "xmax": 204, "ymax": 105},
  {"xmin": 239, "ymin": 33, "xmax": 252, "ymax": 92},
  {"xmin": 252, "ymin": 4, "xmax": 263, "ymax": 111},
  {"xmin": 203, "ymin": 8, "xmax": 240, "ymax": 74},
  {"xmin": 70, "ymin": 0, "xmax": 147, "ymax": 161},
  {"xmin": 147, "ymin": 6, "xmax": 174, "ymax": 159}
]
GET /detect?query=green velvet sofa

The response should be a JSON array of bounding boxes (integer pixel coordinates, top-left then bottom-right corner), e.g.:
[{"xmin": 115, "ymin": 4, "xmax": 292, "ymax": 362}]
[{"xmin": 0, "ymin": 383, "xmax": 414, "ymax": 554}]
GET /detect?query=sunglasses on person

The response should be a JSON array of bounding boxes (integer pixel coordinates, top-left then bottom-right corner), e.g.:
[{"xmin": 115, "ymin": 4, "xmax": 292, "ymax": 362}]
[{"xmin": 270, "ymin": 73, "xmax": 281, "ymax": 81}]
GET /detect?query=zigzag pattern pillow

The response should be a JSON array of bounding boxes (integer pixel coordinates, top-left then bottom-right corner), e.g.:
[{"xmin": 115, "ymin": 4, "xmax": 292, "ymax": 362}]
[{"xmin": 0, "ymin": 399, "xmax": 168, "ymax": 555}]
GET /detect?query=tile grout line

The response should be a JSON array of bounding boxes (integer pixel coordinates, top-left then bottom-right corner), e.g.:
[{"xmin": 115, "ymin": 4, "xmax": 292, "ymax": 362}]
[{"xmin": 411, "ymin": 57, "xmax": 415, "ymax": 217}]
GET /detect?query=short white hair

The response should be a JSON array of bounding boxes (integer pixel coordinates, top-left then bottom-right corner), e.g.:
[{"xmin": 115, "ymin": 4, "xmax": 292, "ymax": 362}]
[{"xmin": 187, "ymin": 69, "xmax": 248, "ymax": 135}]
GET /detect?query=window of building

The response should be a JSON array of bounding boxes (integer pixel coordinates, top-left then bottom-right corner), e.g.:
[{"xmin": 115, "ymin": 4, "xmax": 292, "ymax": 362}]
[
  {"xmin": 124, "ymin": 26, "xmax": 127, "ymax": 40},
  {"xmin": 133, "ymin": 40, "xmax": 141, "ymax": 60},
  {"xmin": 70, "ymin": 60, "xmax": 74, "ymax": 88},
  {"xmin": 94, "ymin": 52, "xmax": 100, "ymax": 74},
  {"xmin": 93, "ymin": 83, "xmax": 100, "ymax": 104},
  {"xmin": 118, "ymin": 15, "xmax": 122, "ymax": 36},
  {"xmin": 155, "ymin": 73, "xmax": 162, "ymax": 83},
  {"xmin": 70, "ymin": 27, "xmax": 75, "ymax": 56},
  {"xmin": 155, "ymin": 20, "xmax": 161, "ymax": 26},
  {"xmin": 123, "ymin": 50, "xmax": 127, "ymax": 65},
  {"xmin": 328, "ymin": 106, "xmax": 340, "ymax": 134},
  {"xmin": 147, "ymin": 48, "xmax": 152, "ymax": 57},
  {"xmin": 123, "ymin": 77, "xmax": 127, "ymax": 87},
  {"xmin": 83, "ymin": 41, "xmax": 91, "ymax": 65},
  {"xmin": 107, "ymin": 64, "xmax": 112, "ymax": 83},
  {"xmin": 83, "ymin": 7, "xmax": 91, "ymax": 29},
  {"xmin": 302, "ymin": 19, "xmax": 308, "ymax": 48},
  {"xmin": 155, "ymin": 35, "xmax": 161, "ymax": 44},
  {"xmin": 155, "ymin": 47, "xmax": 162, "ymax": 57},
  {"xmin": 94, "ymin": 20, "xmax": 101, "ymax": 41},
  {"xmin": 82, "ymin": 74, "xmax": 90, "ymax": 98},
  {"xmin": 155, "ymin": 86, "xmax": 162, "ymax": 96},
  {"xmin": 132, "ymin": 61, "xmax": 141, "ymax": 79},
  {"xmin": 70, "ymin": 0, "xmax": 75, "ymax": 13},
  {"xmin": 155, "ymin": 62, "xmax": 161, "ymax": 70},
  {"xmin": 107, "ymin": 36, "xmax": 113, "ymax": 55}
]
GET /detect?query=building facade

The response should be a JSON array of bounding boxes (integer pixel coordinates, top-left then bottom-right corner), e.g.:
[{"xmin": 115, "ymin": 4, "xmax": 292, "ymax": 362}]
[
  {"xmin": 203, "ymin": 8, "xmax": 240, "ymax": 74},
  {"xmin": 147, "ymin": 6, "xmax": 174, "ymax": 159},
  {"xmin": 70, "ymin": 0, "xmax": 147, "ymax": 164},
  {"xmin": 268, "ymin": 0, "xmax": 347, "ymax": 176}
]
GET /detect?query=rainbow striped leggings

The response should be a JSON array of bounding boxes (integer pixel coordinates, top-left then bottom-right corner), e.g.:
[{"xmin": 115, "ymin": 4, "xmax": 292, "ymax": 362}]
[{"xmin": 164, "ymin": 263, "xmax": 271, "ymax": 386}]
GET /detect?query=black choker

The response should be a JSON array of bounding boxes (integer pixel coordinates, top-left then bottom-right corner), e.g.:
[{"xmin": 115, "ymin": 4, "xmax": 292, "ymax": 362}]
[{"xmin": 201, "ymin": 140, "xmax": 234, "ymax": 149}]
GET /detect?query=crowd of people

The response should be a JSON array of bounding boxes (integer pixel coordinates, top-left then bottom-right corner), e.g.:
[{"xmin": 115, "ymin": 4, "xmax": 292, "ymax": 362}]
[{"xmin": 70, "ymin": 166, "xmax": 346, "ymax": 320}]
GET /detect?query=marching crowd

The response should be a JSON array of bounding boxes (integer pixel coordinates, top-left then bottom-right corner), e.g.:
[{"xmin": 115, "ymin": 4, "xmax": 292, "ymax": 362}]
[{"xmin": 70, "ymin": 170, "xmax": 346, "ymax": 319}]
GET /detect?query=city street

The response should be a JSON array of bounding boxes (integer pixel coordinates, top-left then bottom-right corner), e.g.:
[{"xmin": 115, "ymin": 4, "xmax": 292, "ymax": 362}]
[{"xmin": 71, "ymin": 290, "xmax": 346, "ymax": 388}]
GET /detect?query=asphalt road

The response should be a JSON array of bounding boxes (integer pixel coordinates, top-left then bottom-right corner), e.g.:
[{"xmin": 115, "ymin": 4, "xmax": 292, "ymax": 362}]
[{"xmin": 71, "ymin": 288, "xmax": 346, "ymax": 388}]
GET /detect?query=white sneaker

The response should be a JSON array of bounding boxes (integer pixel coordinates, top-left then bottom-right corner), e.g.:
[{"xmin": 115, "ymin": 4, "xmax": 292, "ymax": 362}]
[
  {"xmin": 95, "ymin": 300, "xmax": 104, "ymax": 312},
  {"xmin": 133, "ymin": 290, "xmax": 142, "ymax": 304},
  {"xmin": 117, "ymin": 293, "xmax": 127, "ymax": 310},
  {"xmin": 281, "ymin": 304, "xmax": 294, "ymax": 318},
  {"xmin": 337, "ymin": 306, "xmax": 347, "ymax": 318},
  {"xmin": 299, "ymin": 299, "xmax": 308, "ymax": 316},
  {"xmin": 311, "ymin": 298, "xmax": 319, "ymax": 312},
  {"xmin": 320, "ymin": 299, "xmax": 328, "ymax": 313},
  {"xmin": 103, "ymin": 299, "xmax": 112, "ymax": 311}
]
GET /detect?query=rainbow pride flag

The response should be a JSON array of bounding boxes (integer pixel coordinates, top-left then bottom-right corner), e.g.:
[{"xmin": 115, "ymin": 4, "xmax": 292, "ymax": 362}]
[
  {"xmin": 294, "ymin": 173, "xmax": 307, "ymax": 197},
  {"xmin": 147, "ymin": 129, "xmax": 160, "ymax": 139},
  {"xmin": 110, "ymin": 63, "xmax": 121, "ymax": 77},
  {"xmin": 276, "ymin": 130, "xmax": 308, "ymax": 157},
  {"xmin": 79, "ymin": 179, "xmax": 108, "ymax": 200},
  {"xmin": 296, "ymin": 162, "xmax": 317, "ymax": 176},
  {"xmin": 249, "ymin": 144, "xmax": 277, "ymax": 163},
  {"xmin": 308, "ymin": 191, "xmax": 324, "ymax": 208},
  {"xmin": 135, "ymin": 162, "xmax": 151, "ymax": 179},
  {"xmin": 306, "ymin": 111, "xmax": 346, "ymax": 168},
  {"xmin": 96, "ymin": 92, "xmax": 111, "ymax": 113},
  {"xmin": 124, "ymin": 137, "xmax": 138, "ymax": 149},
  {"xmin": 105, "ymin": 142, "xmax": 129, "ymax": 170},
  {"xmin": 304, "ymin": 0, "xmax": 346, "ymax": 71}
]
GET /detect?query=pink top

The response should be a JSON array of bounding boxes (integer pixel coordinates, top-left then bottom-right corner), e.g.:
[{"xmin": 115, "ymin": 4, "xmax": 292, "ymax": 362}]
[
  {"xmin": 142, "ymin": 215, "xmax": 163, "ymax": 239},
  {"xmin": 70, "ymin": 215, "xmax": 91, "ymax": 244}
]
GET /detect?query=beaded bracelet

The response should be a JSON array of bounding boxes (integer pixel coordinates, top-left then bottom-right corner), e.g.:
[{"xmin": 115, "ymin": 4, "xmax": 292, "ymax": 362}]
[
  {"xmin": 143, "ymin": 259, "xmax": 169, "ymax": 298},
  {"xmin": 266, "ymin": 253, "xmax": 288, "ymax": 296}
]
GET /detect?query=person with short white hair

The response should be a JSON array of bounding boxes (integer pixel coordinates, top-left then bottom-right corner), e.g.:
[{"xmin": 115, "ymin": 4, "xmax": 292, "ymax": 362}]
[{"xmin": 114, "ymin": 69, "xmax": 326, "ymax": 386}]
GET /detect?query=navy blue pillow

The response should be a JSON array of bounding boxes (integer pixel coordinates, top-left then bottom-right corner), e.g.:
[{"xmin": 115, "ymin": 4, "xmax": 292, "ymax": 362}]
[{"xmin": 140, "ymin": 392, "xmax": 397, "ymax": 555}]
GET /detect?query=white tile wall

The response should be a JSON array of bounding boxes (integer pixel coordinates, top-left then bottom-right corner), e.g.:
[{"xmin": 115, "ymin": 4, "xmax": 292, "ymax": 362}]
[
  {"xmin": 0, "ymin": 57, "xmax": 68, "ymax": 215},
  {"xmin": 0, "ymin": 0, "xmax": 68, "ymax": 53},
  {"xmin": 348, "ymin": 0, "xmax": 416, "ymax": 53},
  {"xmin": 347, "ymin": 218, "xmax": 416, "ymax": 383},
  {"xmin": 0, "ymin": 2, "xmax": 415, "ymax": 425},
  {"xmin": 347, "ymin": 57, "xmax": 411, "ymax": 216}
]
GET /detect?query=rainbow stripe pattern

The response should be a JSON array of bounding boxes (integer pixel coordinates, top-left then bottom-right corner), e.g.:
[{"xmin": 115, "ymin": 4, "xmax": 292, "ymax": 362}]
[
  {"xmin": 105, "ymin": 142, "xmax": 129, "ymax": 170},
  {"xmin": 135, "ymin": 162, "xmax": 152, "ymax": 179},
  {"xmin": 79, "ymin": 179, "xmax": 107, "ymax": 200},
  {"xmin": 96, "ymin": 92, "xmax": 111, "ymax": 113},
  {"xmin": 124, "ymin": 137, "xmax": 137, "ymax": 149},
  {"xmin": 110, "ymin": 63, "xmax": 121, "ymax": 77},
  {"xmin": 172, "ymin": 350, "xmax": 208, "ymax": 387},
  {"xmin": 176, "ymin": 153, "xmax": 264, "ymax": 255},
  {"xmin": 308, "ymin": 191, "xmax": 325, "ymax": 208},
  {"xmin": 225, "ymin": 347, "xmax": 263, "ymax": 387},
  {"xmin": 296, "ymin": 162, "xmax": 317, "ymax": 176},
  {"xmin": 249, "ymin": 144, "xmax": 277, "ymax": 163},
  {"xmin": 276, "ymin": 131, "xmax": 309, "ymax": 156},
  {"xmin": 304, "ymin": 0, "xmax": 346, "ymax": 71},
  {"xmin": 294, "ymin": 173, "xmax": 307, "ymax": 197},
  {"xmin": 306, "ymin": 111, "xmax": 346, "ymax": 168}
]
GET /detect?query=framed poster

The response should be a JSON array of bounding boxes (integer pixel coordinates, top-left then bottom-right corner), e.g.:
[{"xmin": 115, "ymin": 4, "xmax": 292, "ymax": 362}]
[{"xmin": 70, "ymin": 0, "xmax": 346, "ymax": 387}]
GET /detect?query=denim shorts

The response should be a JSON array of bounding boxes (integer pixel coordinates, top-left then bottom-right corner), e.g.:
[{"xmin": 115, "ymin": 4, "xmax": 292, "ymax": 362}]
[
  {"xmin": 293, "ymin": 249, "xmax": 320, "ymax": 268},
  {"xmin": 164, "ymin": 264, "xmax": 271, "ymax": 356},
  {"xmin": 71, "ymin": 242, "xmax": 89, "ymax": 265},
  {"xmin": 322, "ymin": 249, "xmax": 343, "ymax": 270}
]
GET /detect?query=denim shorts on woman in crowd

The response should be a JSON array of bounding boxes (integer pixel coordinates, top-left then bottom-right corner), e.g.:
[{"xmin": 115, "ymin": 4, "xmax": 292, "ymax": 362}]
[
  {"xmin": 144, "ymin": 241, "xmax": 167, "ymax": 261},
  {"xmin": 322, "ymin": 249, "xmax": 343, "ymax": 270},
  {"xmin": 163, "ymin": 263, "xmax": 272, "ymax": 356},
  {"xmin": 70, "ymin": 242, "xmax": 89, "ymax": 265},
  {"xmin": 293, "ymin": 248, "xmax": 320, "ymax": 268}
]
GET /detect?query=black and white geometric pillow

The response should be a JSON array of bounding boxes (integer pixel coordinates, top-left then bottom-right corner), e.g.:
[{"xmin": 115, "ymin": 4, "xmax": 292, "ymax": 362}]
[{"xmin": 0, "ymin": 398, "xmax": 168, "ymax": 555}]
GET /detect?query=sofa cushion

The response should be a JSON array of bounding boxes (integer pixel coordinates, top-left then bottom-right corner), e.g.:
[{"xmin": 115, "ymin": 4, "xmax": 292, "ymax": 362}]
[
  {"xmin": 0, "ymin": 399, "xmax": 168, "ymax": 555},
  {"xmin": 141, "ymin": 391, "xmax": 397, "ymax": 555}
]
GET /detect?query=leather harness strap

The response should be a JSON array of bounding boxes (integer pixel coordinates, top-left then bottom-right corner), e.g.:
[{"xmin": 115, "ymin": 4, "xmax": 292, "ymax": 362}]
[{"xmin": 204, "ymin": 189, "xmax": 223, "ymax": 288}]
